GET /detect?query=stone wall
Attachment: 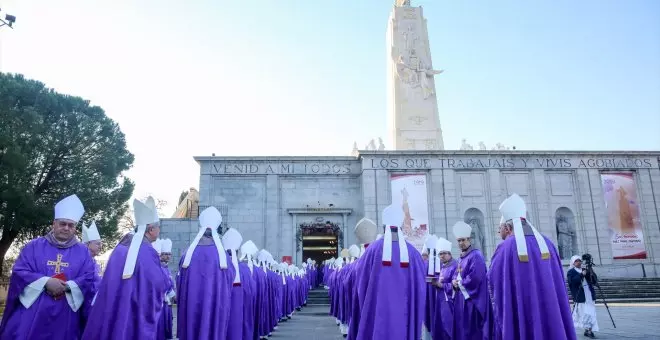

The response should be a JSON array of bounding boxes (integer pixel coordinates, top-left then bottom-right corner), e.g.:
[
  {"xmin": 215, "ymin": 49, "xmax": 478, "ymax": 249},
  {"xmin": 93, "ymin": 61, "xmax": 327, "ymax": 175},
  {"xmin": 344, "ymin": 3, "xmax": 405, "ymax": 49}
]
[{"xmin": 159, "ymin": 151, "xmax": 660, "ymax": 278}]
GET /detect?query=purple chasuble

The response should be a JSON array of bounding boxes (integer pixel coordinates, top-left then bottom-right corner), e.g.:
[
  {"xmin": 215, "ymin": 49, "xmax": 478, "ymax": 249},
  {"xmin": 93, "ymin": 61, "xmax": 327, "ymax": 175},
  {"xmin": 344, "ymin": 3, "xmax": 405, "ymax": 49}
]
[
  {"xmin": 156, "ymin": 264, "xmax": 174, "ymax": 340},
  {"xmin": 251, "ymin": 266, "xmax": 269, "ymax": 339},
  {"xmin": 176, "ymin": 237, "xmax": 235, "ymax": 340},
  {"xmin": 451, "ymin": 247, "xmax": 491, "ymax": 340},
  {"xmin": 81, "ymin": 259, "xmax": 102, "ymax": 329},
  {"xmin": 353, "ymin": 238, "xmax": 426, "ymax": 340},
  {"xmin": 432, "ymin": 259, "xmax": 457, "ymax": 340},
  {"xmin": 488, "ymin": 234, "xmax": 577, "ymax": 340},
  {"xmin": 0, "ymin": 235, "xmax": 95, "ymax": 340},
  {"xmin": 81, "ymin": 233, "xmax": 168, "ymax": 340},
  {"xmin": 423, "ymin": 259, "xmax": 436, "ymax": 333},
  {"xmin": 227, "ymin": 260, "xmax": 256, "ymax": 340}
]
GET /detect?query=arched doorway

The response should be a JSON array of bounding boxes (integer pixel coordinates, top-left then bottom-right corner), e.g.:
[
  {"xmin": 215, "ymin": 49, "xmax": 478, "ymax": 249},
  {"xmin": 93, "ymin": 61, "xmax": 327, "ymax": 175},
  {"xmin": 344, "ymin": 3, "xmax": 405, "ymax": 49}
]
[{"xmin": 297, "ymin": 219, "xmax": 343, "ymax": 264}]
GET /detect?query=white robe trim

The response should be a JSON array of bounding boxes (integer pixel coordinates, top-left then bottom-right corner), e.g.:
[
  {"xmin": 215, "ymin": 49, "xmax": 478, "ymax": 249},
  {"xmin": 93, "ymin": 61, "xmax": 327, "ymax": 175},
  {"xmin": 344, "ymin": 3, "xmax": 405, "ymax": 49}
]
[
  {"xmin": 166, "ymin": 289, "xmax": 176, "ymax": 305},
  {"xmin": 64, "ymin": 280, "xmax": 84, "ymax": 312},
  {"xmin": 91, "ymin": 292, "xmax": 98, "ymax": 306},
  {"xmin": 456, "ymin": 271, "xmax": 470, "ymax": 299},
  {"xmin": 18, "ymin": 276, "xmax": 50, "ymax": 308}
]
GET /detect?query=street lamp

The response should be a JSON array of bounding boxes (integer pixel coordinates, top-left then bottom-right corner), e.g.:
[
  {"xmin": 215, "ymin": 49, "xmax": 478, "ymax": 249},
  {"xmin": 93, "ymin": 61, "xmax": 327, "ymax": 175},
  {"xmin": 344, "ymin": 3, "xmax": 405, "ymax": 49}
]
[{"xmin": 0, "ymin": 8, "xmax": 17, "ymax": 29}]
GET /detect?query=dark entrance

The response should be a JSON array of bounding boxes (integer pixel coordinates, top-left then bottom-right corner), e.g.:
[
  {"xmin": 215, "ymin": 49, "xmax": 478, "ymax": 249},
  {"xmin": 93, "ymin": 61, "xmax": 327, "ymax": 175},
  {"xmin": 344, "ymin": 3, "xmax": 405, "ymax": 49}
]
[{"xmin": 298, "ymin": 220, "xmax": 342, "ymax": 264}]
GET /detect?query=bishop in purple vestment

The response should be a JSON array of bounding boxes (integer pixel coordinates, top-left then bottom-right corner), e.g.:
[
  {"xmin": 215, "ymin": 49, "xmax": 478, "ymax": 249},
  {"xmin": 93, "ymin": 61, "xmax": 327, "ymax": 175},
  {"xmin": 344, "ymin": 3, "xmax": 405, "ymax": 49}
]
[
  {"xmin": 451, "ymin": 221, "xmax": 491, "ymax": 340},
  {"xmin": 80, "ymin": 221, "xmax": 103, "ymax": 329},
  {"xmin": 223, "ymin": 228, "xmax": 256, "ymax": 340},
  {"xmin": 154, "ymin": 238, "xmax": 176, "ymax": 340},
  {"xmin": 489, "ymin": 194, "xmax": 577, "ymax": 340},
  {"xmin": 82, "ymin": 197, "xmax": 169, "ymax": 340},
  {"xmin": 0, "ymin": 195, "xmax": 96, "ymax": 340},
  {"xmin": 353, "ymin": 205, "xmax": 425, "ymax": 340},
  {"xmin": 240, "ymin": 240, "xmax": 261, "ymax": 340},
  {"xmin": 176, "ymin": 206, "xmax": 235, "ymax": 340},
  {"xmin": 432, "ymin": 237, "xmax": 457, "ymax": 340}
]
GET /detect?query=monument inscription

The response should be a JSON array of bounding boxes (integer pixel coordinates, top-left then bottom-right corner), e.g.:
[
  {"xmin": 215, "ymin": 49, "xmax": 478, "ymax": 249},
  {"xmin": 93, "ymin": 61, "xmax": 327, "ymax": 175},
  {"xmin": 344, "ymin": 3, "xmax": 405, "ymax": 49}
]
[
  {"xmin": 210, "ymin": 162, "xmax": 354, "ymax": 175},
  {"xmin": 365, "ymin": 157, "xmax": 656, "ymax": 170}
]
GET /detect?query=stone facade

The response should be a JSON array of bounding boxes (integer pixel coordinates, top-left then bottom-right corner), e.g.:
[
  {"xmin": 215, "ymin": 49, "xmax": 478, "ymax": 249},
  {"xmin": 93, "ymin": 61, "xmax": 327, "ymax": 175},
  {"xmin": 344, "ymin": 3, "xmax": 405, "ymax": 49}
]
[{"xmin": 160, "ymin": 151, "xmax": 660, "ymax": 278}]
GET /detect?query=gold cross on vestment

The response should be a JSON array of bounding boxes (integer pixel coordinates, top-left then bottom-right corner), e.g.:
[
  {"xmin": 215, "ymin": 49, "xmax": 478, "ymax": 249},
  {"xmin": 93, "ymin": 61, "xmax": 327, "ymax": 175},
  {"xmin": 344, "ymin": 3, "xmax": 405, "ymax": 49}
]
[{"xmin": 47, "ymin": 254, "xmax": 69, "ymax": 274}]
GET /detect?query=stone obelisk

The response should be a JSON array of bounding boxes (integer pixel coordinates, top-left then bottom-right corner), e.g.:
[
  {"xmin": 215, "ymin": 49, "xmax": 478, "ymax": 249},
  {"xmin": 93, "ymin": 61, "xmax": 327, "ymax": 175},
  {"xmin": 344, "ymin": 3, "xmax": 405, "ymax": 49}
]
[{"xmin": 387, "ymin": 0, "xmax": 444, "ymax": 150}]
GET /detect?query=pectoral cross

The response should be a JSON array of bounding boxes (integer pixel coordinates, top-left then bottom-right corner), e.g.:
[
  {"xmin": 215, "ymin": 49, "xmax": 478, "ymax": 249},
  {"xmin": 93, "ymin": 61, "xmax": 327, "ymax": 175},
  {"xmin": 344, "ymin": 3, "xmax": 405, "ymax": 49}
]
[{"xmin": 47, "ymin": 254, "xmax": 69, "ymax": 274}]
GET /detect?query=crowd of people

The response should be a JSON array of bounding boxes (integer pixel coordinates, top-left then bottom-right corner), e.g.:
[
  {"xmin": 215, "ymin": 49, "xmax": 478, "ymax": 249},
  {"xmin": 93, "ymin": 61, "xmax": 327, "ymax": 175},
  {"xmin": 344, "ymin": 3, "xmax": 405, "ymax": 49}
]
[
  {"xmin": 0, "ymin": 190, "xmax": 602, "ymax": 340},
  {"xmin": 323, "ymin": 193, "xmax": 593, "ymax": 340},
  {"xmin": 0, "ymin": 195, "xmax": 321, "ymax": 340}
]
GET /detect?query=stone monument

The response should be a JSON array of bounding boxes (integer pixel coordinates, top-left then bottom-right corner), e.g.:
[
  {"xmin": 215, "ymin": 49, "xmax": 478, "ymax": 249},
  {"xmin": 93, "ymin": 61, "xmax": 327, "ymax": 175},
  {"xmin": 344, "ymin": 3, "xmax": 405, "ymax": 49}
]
[{"xmin": 387, "ymin": 0, "xmax": 444, "ymax": 151}]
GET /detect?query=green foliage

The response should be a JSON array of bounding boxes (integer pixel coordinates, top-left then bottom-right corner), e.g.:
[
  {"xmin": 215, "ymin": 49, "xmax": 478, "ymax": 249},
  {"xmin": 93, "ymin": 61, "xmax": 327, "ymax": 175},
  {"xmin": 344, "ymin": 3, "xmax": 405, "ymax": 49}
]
[{"xmin": 0, "ymin": 73, "xmax": 135, "ymax": 269}]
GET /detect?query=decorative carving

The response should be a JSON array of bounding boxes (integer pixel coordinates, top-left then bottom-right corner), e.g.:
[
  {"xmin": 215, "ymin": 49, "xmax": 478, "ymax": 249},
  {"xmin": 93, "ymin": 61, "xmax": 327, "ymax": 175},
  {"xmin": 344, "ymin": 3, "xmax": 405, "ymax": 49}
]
[
  {"xmin": 460, "ymin": 139, "xmax": 474, "ymax": 151},
  {"xmin": 423, "ymin": 139, "xmax": 436, "ymax": 150},
  {"xmin": 351, "ymin": 142, "xmax": 359, "ymax": 156},
  {"xmin": 378, "ymin": 138, "xmax": 386, "ymax": 151},
  {"xmin": 409, "ymin": 116, "xmax": 427, "ymax": 125},
  {"xmin": 405, "ymin": 138, "xmax": 416, "ymax": 149},
  {"xmin": 395, "ymin": 0, "xmax": 411, "ymax": 6},
  {"xmin": 367, "ymin": 139, "xmax": 377, "ymax": 151},
  {"xmin": 492, "ymin": 143, "xmax": 506, "ymax": 151},
  {"xmin": 296, "ymin": 221, "xmax": 342, "ymax": 252},
  {"xmin": 555, "ymin": 208, "xmax": 577, "ymax": 260},
  {"xmin": 478, "ymin": 142, "xmax": 487, "ymax": 150},
  {"xmin": 464, "ymin": 208, "xmax": 487, "ymax": 257}
]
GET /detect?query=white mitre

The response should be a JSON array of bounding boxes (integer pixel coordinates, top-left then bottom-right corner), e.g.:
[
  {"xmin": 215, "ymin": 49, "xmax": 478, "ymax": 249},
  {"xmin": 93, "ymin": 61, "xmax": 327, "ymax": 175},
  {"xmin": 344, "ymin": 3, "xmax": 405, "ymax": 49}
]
[
  {"xmin": 85, "ymin": 221, "xmax": 101, "ymax": 243},
  {"xmin": 434, "ymin": 237, "xmax": 452, "ymax": 275},
  {"xmin": 499, "ymin": 193, "xmax": 550, "ymax": 262},
  {"xmin": 222, "ymin": 228, "xmax": 243, "ymax": 286},
  {"xmin": 152, "ymin": 239, "xmax": 163, "ymax": 255},
  {"xmin": 123, "ymin": 199, "xmax": 158, "ymax": 279},
  {"xmin": 54, "ymin": 194, "xmax": 85, "ymax": 223},
  {"xmin": 161, "ymin": 239, "xmax": 173, "ymax": 254},
  {"xmin": 240, "ymin": 240, "xmax": 259, "ymax": 260},
  {"xmin": 145, "ymin": 196, "xmax": 160, "ymax": 223},
  {"xmin": 435, "ymin": 237, "xmax": 452, "ymax": 253},
  {"xmin": 81, "ymin": 223, "xmax": 89, "ymax": 243},
  {"xmin": 182, "ymin": 206, "xmax": 227, "ymax": 269},
  {"xmin": 381, "ymin": 205, "xmax": 409, "ymax": 267},
  {"xmin": 452, "ymin": 221, "xmax": 472, "ymax": 239},
  {"xmin": 340, "ymin": 248, "xmax": 349, "ymax": 259},
  {"xmin": 348, "ymin": 244, "xmax": 360, "ymax": 259},
  {"xmin": 354, "ymin": 217, "xmax": 379, "ymax": 245}
]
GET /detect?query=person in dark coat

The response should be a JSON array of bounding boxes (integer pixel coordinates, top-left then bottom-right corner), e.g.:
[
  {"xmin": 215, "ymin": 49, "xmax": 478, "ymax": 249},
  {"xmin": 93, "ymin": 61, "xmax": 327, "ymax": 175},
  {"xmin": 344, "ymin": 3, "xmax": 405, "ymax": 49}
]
[{"xmin": 567, "ymin": 255, "xmax": 599, "ymax": 338}]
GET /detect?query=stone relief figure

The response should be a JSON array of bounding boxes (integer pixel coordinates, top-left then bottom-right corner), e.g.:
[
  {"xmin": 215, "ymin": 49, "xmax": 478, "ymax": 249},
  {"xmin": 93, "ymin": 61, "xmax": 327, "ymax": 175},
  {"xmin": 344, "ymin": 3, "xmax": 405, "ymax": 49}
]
[
  {"xmin": 396, "ymin": 0, "xmax": 411, "ymax": 6},
  {"xmin": 466, "ymin": 216, "xmax": 486, "ymax": 257},
  {"xmin": 492, "ymin": 143, "xmax": 506, "ymax": 151},
  {"xmin": 367, "ymin": 139, "xmax": 377, "ymax": 151},
  {"xmin": 417, "ymin": 58, "xmax": 443, "ymax": 99},
  {"xmin": 377, "ymin": 138, "xmax": 386, "ymax": 151},
  {"xmin": 460, "ymin": 138, "xmax": 473, "ymax": 150},
  {"xmin": 478, "ymin": 141, "xmax": 487, "ymax": 150},
  {"xmin": 351, "ymin": 142, "xmax": 359, "ymax": 156},
  {"xmin": 556, "ymin": 214, "xmax": 575, "ymax": 260}
]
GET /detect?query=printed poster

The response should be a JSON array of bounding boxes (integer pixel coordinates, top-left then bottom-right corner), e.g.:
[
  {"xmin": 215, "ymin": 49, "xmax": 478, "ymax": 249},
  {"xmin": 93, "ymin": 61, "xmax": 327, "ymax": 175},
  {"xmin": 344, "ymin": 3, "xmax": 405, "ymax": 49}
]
[
  {"xmin": 601, "ymin": 173, "xmax": 647, "ymax": 259},
  {"xmin": 390, "ymin": 173, "xmax": 430, "ymax": 253}
]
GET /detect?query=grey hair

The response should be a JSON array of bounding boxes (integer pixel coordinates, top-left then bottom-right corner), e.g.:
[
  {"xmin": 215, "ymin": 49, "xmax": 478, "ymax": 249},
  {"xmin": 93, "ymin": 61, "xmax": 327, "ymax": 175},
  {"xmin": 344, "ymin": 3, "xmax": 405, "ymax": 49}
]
[{"xmin": 502, "ymin": 219, "xmax": 531, "ymax": 231}]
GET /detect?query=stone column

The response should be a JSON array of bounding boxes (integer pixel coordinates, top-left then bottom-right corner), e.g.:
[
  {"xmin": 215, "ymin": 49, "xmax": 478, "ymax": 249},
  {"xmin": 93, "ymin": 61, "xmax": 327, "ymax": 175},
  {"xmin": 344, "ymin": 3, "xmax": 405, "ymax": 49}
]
[
  {"xmin": 342, "ymin": 213, "xmax": 348, "ymax": 249},
  {"xmin": 292, "ymin": 214, "xmax": 298, "ymax": 265}
]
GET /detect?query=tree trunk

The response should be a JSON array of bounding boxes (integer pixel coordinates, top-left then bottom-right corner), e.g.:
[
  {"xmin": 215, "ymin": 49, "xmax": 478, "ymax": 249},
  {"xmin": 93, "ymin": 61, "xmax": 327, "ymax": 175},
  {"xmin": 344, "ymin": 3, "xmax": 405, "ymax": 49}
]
[{"xmin": 0, "ymin": 230, "xmax": 18, "ymax": 277}]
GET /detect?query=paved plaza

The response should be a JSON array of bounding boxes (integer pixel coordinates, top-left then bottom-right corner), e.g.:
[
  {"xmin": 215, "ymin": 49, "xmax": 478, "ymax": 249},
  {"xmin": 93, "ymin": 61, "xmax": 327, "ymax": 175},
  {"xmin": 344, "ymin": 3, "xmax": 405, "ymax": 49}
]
[{"xmin": 169, "ymin": 303, "xmax": 660, "ymax": 339}]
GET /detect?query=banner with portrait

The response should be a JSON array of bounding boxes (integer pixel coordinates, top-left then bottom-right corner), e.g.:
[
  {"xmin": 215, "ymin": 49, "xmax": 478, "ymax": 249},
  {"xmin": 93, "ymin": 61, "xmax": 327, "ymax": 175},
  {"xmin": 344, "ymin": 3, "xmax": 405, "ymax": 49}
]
[
  {"xmin": 601, "ymin": 172, "xmax": 647, "ymax": 259},
  {"xmin": 390, "ymin": 173, "xmax": 430, "ymax": 253}
]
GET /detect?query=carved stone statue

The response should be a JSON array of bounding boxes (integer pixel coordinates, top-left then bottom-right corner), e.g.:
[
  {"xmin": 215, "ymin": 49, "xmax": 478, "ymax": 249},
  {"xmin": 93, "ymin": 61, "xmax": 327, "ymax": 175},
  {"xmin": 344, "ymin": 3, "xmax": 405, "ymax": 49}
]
[
  {"xmin": 395, "ymin": 0, "xmax": 411, "ymax": 7},
  {"xmin": 351, "ymin": 142, "xmax": 359, "ymax": 156},
  {"xmin": 556, "ymin": 215, "xmax": 575, "ymax": 260},
  {"xmin": 466, "ymin": 217, "xmax": 486, "ymax": 257},
  {"xmin": 492, "ymin": 143, "xmax": 506, "ymax": 151},
  {"xmin": 367, "ymin": 139, "xmax": 377, "ymax": 151},
  {"xmin": 460, "ymin": 138, "xmax": 473, "ymax": 151},
  {"xmin": 478, "ymin": 142, "xmax": 487, "ymax": 150},
  {"xmin": 378, "ymin": 138, "xmax": 385, "ymax": 151}
]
